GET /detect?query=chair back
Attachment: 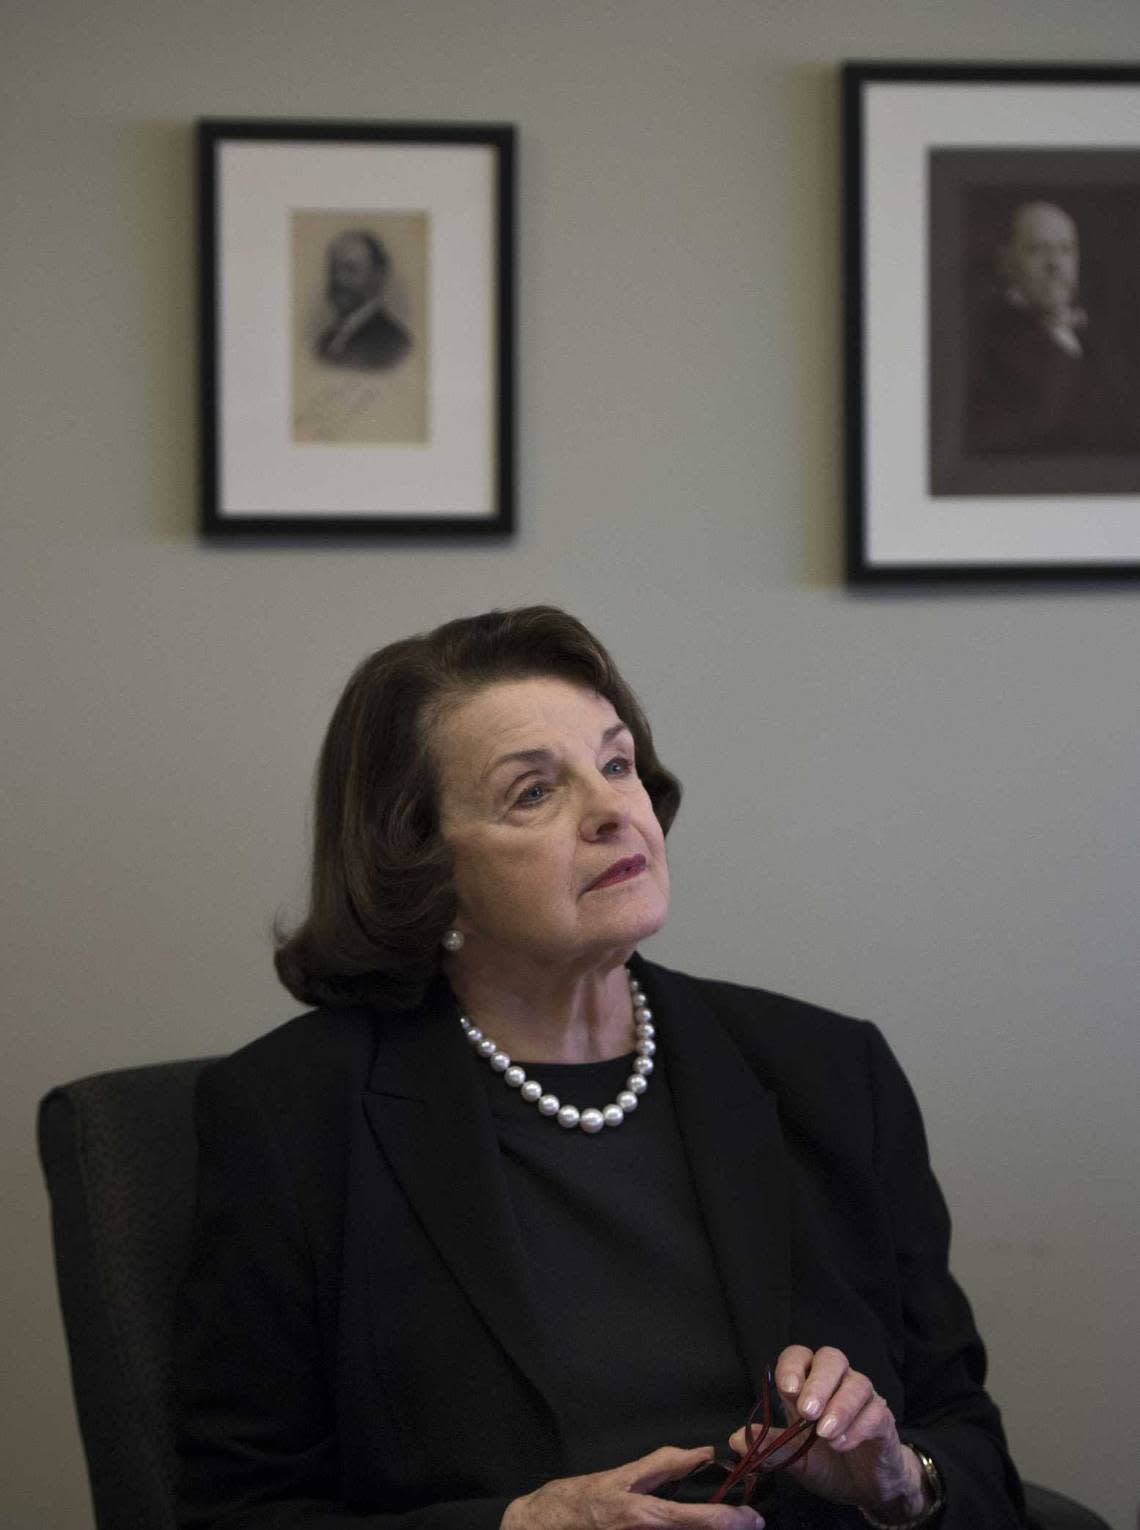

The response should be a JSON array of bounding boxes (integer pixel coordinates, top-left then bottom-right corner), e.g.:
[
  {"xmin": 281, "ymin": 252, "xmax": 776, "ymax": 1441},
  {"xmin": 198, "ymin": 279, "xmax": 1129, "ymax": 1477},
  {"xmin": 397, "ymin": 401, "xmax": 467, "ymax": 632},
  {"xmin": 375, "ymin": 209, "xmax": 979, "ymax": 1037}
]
[{"xmin": 38, "ymin": 1059, "xmax": 213, "ymax": 1530}]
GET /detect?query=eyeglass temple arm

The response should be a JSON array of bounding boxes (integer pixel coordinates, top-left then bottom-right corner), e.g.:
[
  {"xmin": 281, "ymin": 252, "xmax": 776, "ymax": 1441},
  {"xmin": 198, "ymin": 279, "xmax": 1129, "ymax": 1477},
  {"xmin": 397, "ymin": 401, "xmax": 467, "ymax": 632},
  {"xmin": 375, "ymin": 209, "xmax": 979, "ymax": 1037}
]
[{"xmin": 708, "ymin": 1416, "xmax": 818, "ymax": 1504}]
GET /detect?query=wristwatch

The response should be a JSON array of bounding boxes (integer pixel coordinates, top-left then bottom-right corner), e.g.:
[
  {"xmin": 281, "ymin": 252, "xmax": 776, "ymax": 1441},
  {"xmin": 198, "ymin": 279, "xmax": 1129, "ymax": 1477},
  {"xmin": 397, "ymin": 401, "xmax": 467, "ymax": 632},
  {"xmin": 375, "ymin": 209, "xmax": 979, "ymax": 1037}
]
[{"xmin": 859, "ymin": 1443, "xmax": 945, "ymax": 1528}]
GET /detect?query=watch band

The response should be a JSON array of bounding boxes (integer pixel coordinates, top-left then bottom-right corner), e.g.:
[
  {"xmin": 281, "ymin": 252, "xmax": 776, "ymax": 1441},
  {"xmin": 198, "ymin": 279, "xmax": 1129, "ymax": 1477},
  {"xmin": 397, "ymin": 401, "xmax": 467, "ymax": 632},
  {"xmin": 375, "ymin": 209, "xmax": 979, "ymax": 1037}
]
[{"xmin": 858, "ymin": 1443, "xmax": 945, "ymax": 1528}]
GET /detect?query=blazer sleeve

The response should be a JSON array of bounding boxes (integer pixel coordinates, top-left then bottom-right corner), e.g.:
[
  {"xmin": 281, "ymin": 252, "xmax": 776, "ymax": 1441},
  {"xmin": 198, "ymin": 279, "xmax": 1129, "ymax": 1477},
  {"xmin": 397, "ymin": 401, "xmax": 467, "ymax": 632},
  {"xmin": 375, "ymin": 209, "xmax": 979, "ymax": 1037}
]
[
  {"xmin": 864, "ymin": 1023, "xmax": 1026, "ymax": 1529},
  {"xmin": 175, "ymin": 1060, "xmax": 513, "ymax": 1530}
]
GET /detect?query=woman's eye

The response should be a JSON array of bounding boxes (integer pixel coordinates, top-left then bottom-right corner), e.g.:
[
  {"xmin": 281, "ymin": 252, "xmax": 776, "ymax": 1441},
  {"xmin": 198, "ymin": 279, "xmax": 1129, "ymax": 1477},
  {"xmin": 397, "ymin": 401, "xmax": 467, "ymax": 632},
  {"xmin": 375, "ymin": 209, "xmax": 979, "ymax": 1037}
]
[
  {"xmin": 513, "ymin": 782, "xmax": 550, "ymax": 808},
  {"xmin": 603, "ymin": 756, "xmax": 634, "ymax": 777}
]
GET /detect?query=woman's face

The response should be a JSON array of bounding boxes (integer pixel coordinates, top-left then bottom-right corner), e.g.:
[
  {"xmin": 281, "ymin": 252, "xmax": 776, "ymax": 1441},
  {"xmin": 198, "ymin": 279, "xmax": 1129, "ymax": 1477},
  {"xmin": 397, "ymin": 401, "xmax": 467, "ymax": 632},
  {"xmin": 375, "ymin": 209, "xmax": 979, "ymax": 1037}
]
[{"xmin": 433, "ymin": 676, "xmax": 670, "ymax": 973}]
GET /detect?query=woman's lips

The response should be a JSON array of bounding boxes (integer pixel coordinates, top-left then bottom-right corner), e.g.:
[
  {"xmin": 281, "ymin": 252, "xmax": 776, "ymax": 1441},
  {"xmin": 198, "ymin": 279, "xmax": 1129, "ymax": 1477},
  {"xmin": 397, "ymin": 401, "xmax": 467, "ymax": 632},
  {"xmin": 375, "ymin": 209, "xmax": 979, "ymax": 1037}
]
[{"xmin": 583, "ymin": 854, "xmax": 647, "ymax": 893}]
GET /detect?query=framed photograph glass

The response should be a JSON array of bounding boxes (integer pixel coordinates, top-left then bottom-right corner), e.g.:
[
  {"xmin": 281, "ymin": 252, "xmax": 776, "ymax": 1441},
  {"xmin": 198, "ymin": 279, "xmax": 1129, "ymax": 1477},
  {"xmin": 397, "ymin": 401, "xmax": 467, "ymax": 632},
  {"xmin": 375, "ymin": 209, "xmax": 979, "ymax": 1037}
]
[
  {"xmin": 844, "ymin": 64, "xmax": 1140, "ymax": 582},
  {"xmin": 198, "ymin": 120, "xmax": 515, "ymax": 537}
]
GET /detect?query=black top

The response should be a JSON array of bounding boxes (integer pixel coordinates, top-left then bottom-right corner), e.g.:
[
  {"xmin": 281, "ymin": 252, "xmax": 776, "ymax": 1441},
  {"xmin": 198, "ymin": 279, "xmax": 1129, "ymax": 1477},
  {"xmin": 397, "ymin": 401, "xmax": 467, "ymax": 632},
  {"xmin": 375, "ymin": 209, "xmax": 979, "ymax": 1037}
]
[{"xmin": 476, "ymin": 1047, "xmax": 753, "ymax": 1475}]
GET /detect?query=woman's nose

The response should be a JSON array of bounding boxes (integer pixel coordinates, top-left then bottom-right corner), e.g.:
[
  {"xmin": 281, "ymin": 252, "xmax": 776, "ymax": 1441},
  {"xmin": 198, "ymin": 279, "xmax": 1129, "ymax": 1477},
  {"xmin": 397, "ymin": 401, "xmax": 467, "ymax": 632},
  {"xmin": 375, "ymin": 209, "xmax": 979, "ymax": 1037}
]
[{"xmin": 580, "ymin": 779, "xmax": 631, "ymax": 838}]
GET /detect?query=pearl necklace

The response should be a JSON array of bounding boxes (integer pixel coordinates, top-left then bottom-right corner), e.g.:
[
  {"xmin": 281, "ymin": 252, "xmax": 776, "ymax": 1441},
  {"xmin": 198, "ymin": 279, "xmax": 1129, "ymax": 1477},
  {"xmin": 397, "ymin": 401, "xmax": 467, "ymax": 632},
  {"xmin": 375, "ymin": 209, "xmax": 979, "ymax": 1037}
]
[{"xmin": 459, "ymin": 968, "xmax": 656, "ymax": 1133}]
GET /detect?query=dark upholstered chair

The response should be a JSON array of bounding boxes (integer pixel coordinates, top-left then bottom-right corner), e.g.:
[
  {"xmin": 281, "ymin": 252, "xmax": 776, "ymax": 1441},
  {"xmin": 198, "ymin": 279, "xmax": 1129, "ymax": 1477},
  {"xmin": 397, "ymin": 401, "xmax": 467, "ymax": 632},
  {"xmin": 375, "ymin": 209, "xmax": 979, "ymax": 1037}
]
[
  {"xmin": 39, "ymin": 1062, "xmax": 1111, "ymax": 1530},
  {"xmin": 39, "ymin": 1059, "xmax": 211, "ymax": 1530}
]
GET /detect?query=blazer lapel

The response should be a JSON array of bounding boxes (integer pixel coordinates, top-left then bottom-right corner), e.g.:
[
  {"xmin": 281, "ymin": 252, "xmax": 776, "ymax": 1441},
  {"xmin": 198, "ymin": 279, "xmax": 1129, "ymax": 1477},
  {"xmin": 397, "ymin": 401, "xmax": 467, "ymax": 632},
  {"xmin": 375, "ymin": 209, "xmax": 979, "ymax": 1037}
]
[
  {"xmin": 637, "ymin": 959, "xmax": 792, "ymax": 1399},
  {"xmin": 361, "ymin": 986, "xmax": 562, "ymax": 1429}
]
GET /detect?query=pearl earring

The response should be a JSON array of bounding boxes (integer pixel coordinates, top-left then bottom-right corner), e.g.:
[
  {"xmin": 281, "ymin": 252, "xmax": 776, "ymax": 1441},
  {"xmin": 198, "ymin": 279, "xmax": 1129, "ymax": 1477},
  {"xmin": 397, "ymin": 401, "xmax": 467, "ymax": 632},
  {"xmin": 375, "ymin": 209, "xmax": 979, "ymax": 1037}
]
[{"xmin": 441, "ymin": 929, "xmax": 465, "ymax": 953}]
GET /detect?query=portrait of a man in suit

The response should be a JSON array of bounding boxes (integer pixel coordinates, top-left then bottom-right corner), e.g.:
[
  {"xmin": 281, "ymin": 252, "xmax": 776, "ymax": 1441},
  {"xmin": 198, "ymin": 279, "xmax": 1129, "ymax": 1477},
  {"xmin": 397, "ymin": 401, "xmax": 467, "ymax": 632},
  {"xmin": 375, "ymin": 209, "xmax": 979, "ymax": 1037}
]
[
  {"xmin": 291, "ymin": 211, "xmax": 427, "ymax": 444},
  {"xmin": 316, "ymin": 230, "xmax": 412, "ymax": 372},
  {"xmin": 965, "ymin": 199, "xmax": 1137, "ymax": 455}
]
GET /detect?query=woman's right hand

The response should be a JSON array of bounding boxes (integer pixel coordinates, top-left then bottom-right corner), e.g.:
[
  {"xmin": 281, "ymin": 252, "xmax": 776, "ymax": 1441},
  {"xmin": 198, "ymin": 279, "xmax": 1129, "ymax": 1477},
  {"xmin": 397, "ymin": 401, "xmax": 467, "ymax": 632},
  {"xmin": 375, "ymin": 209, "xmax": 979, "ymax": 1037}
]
[{"xmin": 501, "ymin": 1446, "xmax": 766, "ymax": 1530}]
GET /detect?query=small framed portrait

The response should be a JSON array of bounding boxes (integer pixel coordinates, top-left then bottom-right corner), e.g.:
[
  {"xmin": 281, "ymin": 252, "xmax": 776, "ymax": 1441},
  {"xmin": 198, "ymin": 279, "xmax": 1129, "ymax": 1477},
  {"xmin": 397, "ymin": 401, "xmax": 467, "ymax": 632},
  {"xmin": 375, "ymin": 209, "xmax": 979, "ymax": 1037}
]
[
  {"xmin": 844, "ymin": 64, "xmax": 1140, "ymax": 582},
  {"xmin": 198, "ymin": 120, "xmax": 515, "ymax": 538}
]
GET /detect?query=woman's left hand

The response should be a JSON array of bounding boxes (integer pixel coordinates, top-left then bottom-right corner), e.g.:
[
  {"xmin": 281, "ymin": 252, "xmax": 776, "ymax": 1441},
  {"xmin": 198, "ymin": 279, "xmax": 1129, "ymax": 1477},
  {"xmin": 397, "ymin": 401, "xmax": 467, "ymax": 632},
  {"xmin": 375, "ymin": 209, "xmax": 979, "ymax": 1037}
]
[{"xmin": 728, "ymin": 1346, "xmax": 927, "ymax": 1523}]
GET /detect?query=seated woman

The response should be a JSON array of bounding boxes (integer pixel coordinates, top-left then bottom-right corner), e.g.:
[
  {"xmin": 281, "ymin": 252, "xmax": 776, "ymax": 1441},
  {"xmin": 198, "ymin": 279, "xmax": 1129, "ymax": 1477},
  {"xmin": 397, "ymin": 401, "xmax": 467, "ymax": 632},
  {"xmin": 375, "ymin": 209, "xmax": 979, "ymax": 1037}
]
[{"xmin": 176, "ymin": 607, "xmax": 1026, "ymax": 1530}]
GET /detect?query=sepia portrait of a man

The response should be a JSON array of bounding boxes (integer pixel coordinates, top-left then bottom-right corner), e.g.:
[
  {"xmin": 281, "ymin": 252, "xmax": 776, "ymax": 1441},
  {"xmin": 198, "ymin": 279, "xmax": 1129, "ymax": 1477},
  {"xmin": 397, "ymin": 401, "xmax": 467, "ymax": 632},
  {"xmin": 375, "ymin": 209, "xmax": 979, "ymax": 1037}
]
[
  {"xmin": 929, "ymin": 149, "xmax": 1140, "ymax": 497},
  {"xmin": 966, "ymin": 199, "xmax": 1136, "ymax": 455},
  {"xmin": 317, "ymin": 230, "xmax": 412, "ymax": 371},
  {"xmin": 291, "ymin": 210, "xmax": 429, "ymax": 445}
]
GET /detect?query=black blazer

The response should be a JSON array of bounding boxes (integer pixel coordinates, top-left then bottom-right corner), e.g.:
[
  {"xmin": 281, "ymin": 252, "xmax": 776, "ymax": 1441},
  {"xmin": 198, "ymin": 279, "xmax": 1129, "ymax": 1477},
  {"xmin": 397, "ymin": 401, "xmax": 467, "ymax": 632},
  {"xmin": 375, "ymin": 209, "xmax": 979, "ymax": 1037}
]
[{"xmin": 175, "ymin": 956, "xmax": 1025, "ymax": 1530}]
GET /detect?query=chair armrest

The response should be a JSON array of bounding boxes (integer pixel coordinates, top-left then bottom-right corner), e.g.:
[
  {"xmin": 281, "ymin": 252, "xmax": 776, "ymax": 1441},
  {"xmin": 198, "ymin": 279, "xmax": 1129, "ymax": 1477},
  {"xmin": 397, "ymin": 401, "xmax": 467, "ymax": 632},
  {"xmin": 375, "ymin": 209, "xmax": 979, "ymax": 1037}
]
[{"xmin": 1023, "ymin": 1481, "xmax": 1112, "ymax": 1530}]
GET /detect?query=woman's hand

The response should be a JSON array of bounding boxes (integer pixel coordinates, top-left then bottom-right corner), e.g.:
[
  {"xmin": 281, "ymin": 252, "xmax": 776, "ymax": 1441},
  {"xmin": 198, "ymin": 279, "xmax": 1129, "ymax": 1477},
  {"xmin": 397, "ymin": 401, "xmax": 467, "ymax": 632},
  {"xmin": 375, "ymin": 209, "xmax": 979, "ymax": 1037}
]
[
  {"xmin": 502, "ymin": 1446, "xmax": 767, "ymax": 1530},
  {"xmin": 729, "ymin": 1346, "xmax": 928, "ymax": 1524}
]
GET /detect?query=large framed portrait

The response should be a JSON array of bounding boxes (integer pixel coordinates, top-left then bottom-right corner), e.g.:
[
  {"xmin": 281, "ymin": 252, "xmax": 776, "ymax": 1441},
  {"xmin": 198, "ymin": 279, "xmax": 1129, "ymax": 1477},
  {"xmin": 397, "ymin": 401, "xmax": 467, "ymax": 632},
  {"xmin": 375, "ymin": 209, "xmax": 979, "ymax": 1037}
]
[
  {"xmin": 198, "ymin": 120, "xmax": 515, "ymax": 538},
  {"xmin": 844, "ymin": 64, "xmax": 1140, "ymax": 582}
]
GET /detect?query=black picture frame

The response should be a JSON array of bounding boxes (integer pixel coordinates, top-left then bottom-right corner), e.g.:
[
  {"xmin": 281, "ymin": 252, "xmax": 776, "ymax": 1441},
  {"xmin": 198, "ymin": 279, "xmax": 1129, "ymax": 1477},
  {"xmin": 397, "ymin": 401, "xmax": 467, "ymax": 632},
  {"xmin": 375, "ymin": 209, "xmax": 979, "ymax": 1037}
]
[
  {"xmin": 199, "ymin": 119, "xmax": 515, "ymax": 538},
  {"xmin": 844, "ymin": 64, "xmax": 1140, "ymax": 583}
]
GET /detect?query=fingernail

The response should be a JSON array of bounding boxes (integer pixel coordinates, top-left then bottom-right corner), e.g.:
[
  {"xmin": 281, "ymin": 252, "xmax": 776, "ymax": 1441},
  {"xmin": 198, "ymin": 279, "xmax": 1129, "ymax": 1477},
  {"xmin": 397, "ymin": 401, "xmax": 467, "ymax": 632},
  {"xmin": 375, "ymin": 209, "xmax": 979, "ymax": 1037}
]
[
  {"xmin": 818, "ymin": 1414, "xmax": 839, "ymax": 1438},
  {"xmin": 780, "ymin": 1372, "xmax": 801, "ymax": 1393},
  {"xmin": 801, "ymin": 1396, "xmax": 821, "ymax": 1418}
]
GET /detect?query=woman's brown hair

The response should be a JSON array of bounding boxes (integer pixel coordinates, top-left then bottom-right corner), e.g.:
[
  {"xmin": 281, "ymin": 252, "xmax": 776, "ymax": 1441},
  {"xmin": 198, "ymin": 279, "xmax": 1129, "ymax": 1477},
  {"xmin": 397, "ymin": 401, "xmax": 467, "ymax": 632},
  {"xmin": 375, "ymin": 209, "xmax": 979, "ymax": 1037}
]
[{"xmin": 274, "ymin": 606, "xmax": 681, "ymax": 1012}]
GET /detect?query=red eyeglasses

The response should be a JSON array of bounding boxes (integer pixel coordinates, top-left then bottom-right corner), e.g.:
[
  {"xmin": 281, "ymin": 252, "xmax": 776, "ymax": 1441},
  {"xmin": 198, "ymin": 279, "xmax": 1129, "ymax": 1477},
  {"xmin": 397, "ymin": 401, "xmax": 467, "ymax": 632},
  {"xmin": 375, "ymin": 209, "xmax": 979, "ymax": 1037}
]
[{"xmin": 664, "ymin": 1366, "xmax": 819, "ymax": 1511}]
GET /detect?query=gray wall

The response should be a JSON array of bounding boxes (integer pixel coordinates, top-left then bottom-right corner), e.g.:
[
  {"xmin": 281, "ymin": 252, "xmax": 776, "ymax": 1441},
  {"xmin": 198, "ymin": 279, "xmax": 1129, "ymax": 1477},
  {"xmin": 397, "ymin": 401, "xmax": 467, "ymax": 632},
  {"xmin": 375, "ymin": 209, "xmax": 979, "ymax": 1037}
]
[{"xmin": 4, "ymin": 2, "xmax": 1138, "ymax": 1526}]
